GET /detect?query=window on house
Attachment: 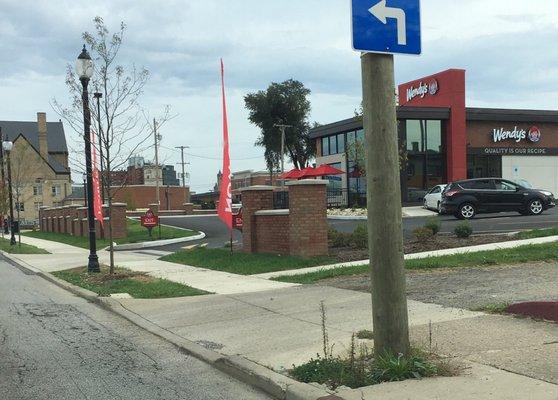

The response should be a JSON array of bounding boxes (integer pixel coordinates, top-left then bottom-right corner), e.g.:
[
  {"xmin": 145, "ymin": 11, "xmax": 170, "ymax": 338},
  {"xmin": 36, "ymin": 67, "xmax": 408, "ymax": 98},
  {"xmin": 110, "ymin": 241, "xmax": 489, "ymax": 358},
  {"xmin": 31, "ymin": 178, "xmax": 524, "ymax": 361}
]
[
  {"xmin": 15, "ymin": 202, "xmax": 24, "ymax": 211},
  {"xmin": 34, "ymin": 202, "xmax": 43, "ymax": 211},
  {"xmin": 33, "ymin": 185, "xmax": 43, "ymax": 196},
  {"xmin": 52, "ymin": 185, "xmax": 61, "ymax": 196}
]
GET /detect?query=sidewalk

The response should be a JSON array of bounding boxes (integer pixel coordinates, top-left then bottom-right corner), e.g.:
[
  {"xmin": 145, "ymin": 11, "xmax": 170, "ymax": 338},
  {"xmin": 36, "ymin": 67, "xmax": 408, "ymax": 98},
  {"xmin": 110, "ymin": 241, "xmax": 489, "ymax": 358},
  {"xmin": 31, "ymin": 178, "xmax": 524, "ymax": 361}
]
[
  {"xmin": 12, "ymin": 235, "xmax": 296, "ymax": 294},
  {"xmin": 10, "ymin": 235, "xmax": 558, "ymax": 399}
]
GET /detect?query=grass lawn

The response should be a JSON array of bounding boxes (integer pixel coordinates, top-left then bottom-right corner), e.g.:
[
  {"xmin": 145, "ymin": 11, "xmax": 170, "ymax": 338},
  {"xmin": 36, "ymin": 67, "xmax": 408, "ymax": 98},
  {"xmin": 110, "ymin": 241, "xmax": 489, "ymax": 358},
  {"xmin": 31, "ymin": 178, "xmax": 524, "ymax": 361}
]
[
  {"xmin": 22, "ymin": 219, "xmax": 198, "ymax": 249},
  {"xmin": 160, "ymin": 247, "xmax": 335, "ymax": 275},
  {"xmin": 517, "ymin": 226, "xmax": 558, "ymax": 239},
  {"xmin": 272, "ymin": 242, "xmax": 558, "ymax": 284},
  {"xmin": 0, "ymin": 237, "xmax": 49, "ymax": 254},
  {"xmin": 52, "ymin": 266, "xmax": 209, "ymax": 299}
]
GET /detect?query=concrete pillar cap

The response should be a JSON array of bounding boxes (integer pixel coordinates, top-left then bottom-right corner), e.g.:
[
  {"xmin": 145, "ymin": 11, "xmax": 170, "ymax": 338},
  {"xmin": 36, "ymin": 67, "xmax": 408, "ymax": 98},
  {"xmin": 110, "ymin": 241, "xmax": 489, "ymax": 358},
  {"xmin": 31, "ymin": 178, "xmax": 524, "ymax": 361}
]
[
  {"xmin": 286, "ymin": 179, "xmax": 328, "ymax": 186},
  {"xmin": 241, "ymin": 185, "xmax": 275, "ymax": 192}
]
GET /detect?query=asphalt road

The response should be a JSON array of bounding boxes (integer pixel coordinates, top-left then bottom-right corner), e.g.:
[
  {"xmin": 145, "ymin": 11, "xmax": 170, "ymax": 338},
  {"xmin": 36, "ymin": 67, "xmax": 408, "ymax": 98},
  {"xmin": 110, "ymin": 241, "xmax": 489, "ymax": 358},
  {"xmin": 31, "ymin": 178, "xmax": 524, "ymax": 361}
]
[
  {"xmin": 0, "ymin": 259, "xmax": 271, "ymax": 400},
  {"xmin": 156, "ymin": 208, "xmax": 558, "ymax": 251}
]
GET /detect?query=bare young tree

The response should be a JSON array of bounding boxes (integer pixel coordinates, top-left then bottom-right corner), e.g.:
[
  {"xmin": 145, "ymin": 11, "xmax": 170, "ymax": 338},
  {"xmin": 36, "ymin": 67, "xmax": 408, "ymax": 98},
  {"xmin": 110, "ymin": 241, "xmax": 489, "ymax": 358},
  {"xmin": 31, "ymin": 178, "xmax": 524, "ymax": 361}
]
[
  {"xmin": 8, "ymin": 141, "xmax": 44, "ymax": 243},
  {"xmin": 52, "ymin": 16, "xmax": 169, "ymax": 273}
]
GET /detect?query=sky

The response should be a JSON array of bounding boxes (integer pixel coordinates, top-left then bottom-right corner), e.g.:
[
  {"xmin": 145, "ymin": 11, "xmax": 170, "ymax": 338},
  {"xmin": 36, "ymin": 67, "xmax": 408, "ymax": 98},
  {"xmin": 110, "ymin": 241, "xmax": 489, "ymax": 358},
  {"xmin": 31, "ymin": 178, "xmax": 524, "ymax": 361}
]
[{"xmin": 1, "ymin": 0, "xmax": 558, "ymax": 193}]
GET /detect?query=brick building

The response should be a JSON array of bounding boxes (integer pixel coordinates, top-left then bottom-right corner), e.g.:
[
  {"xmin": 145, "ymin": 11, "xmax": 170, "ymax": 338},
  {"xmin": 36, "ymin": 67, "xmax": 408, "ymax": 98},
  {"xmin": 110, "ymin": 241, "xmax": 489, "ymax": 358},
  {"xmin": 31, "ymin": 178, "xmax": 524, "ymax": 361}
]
[
  {"xmin": 0, "ymin": 112, "xmax": 71, "ymax": 224},
  {"xmin": 232, "ymin": 170, "xmax": 280, "ymax": 201}
]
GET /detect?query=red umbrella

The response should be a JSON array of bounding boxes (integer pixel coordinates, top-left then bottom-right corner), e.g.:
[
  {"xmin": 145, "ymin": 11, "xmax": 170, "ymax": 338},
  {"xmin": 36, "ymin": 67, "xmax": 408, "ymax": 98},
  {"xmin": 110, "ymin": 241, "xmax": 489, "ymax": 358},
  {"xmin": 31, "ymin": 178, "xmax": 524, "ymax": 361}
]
[
  {"xmin": 304, "ymin": 164, "xmax": 344, "ymax": 178},
  {"xmin": 280, "ymin": 168, "xmax": 307, "ymax": 180}
]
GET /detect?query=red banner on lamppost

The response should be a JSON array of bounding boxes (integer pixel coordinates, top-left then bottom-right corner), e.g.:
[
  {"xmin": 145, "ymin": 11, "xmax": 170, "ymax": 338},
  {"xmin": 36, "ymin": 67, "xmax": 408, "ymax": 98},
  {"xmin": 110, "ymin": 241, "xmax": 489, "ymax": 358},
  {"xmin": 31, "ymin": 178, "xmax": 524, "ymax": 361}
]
[
  {"xmin": 91, "ymin": 131, "xmax": 104, "ymax": 227},
  {"xmin": 217, "ymin": 59, "xmax": 232, "ymax": 230}
]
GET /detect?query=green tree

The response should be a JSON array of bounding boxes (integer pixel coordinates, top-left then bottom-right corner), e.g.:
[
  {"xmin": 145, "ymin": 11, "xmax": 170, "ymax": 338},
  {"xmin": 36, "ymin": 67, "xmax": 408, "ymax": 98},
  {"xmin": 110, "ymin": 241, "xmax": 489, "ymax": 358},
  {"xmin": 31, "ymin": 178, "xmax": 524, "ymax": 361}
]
[{"xmin": 244, "ymin": 79, "xmax": 315, "ymax": 171}]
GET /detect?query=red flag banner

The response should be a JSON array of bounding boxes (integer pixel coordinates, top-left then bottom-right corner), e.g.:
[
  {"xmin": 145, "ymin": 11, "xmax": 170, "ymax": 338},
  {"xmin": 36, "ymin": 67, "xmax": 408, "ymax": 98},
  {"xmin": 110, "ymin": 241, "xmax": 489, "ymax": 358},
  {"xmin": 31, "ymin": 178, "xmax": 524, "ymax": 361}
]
[
  {"xmin": 91, "ymin": 131, "xmax": 104, "ymax": 227},
  {"xmin": 217, "ymin": 59, "xmax": 233, "ymax": 230}
]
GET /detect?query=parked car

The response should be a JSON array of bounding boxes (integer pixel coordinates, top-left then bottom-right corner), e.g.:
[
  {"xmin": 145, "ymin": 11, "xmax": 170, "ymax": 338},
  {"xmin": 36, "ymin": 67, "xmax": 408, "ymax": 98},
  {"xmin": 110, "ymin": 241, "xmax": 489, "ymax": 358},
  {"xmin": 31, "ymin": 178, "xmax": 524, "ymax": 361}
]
[
  {"xmin": 423, "ymin": 184, "xmax": 447, "ymax": 213},
  {"xmin": 441, "ymin": 178, "xmax": 555, "ymax": 219}
]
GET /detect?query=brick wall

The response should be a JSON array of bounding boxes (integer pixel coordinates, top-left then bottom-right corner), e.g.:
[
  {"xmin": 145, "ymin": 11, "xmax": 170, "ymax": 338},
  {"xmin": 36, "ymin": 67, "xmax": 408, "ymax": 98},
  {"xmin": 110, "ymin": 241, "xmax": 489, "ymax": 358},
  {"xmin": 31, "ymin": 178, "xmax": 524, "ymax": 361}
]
[
  {"xmin": 241, "ymin": 180, "xmax": 328, "ymax": 257},
  {"xmin": 288, "ymin": 181, "xmax": 328, "ymax": 257},
  {"xmin": 40, "ymin": 203, "xmax": 127, "ymax": 239},
  {"xmin": 240, "ymin": 186, "xmax": 274, "ymax": 253},
  {"xmin": 111, "ymin": 185, "xmax": 189, "ymax": 210},
  {"xmin": 254, "ymin": 211, "xmax": 290, "ymax": 254}
]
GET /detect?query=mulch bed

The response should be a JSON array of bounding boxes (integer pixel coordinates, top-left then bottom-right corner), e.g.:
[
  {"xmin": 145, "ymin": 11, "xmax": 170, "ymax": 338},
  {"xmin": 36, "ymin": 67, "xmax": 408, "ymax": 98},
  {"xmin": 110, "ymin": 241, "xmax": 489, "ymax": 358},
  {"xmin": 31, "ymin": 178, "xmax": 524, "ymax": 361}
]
[{"xmin": 329, "ymin": 233, "xmax": 516, "ymax": 263}]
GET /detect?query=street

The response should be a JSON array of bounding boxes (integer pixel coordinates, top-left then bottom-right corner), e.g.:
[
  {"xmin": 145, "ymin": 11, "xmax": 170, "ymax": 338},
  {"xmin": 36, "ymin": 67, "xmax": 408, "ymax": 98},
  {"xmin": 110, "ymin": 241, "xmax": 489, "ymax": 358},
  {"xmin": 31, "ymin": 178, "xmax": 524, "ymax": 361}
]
[
  {"xmin": 0, "ymin": 259, "xmax": 270, "ymax": 400},
  {"xmin": 155, "ymin": 208, "xmax": 558, "ymax": 251}
]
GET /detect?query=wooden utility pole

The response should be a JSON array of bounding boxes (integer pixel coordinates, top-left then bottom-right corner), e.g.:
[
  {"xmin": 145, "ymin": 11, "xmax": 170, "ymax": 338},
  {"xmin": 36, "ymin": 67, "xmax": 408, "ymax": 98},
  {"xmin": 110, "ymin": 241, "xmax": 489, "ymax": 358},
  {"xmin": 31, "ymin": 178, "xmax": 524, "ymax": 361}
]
[
  {"xmin": 274, "ymin": 123, "xmax": 292, "ymax": 187},
  {"xmin": 175, "ymin": 145, "xmax": 190, "ymax": 201},
  {"xmin": 361, "ymin": 52, "xmax": 410, "ymax": 356}
]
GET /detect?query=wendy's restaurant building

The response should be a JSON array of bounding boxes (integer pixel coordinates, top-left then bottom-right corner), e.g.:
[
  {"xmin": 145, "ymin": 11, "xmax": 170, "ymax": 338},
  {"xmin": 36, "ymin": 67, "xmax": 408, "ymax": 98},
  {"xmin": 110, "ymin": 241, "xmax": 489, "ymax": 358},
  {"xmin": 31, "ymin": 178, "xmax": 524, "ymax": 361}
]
[{"xmin": 310, "ymin": 69, "xmax": 558, "ymax": 206}]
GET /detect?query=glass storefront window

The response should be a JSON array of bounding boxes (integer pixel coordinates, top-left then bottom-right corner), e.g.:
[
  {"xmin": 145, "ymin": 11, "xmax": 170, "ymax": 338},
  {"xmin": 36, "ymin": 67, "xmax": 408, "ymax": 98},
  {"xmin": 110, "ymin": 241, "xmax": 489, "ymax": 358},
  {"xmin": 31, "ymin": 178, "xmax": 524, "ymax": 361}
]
[
  {"xmin": 337, "ymin": 133, "xmax": 345, "ymax": 153},
  {"xmin": 347, "ymin": 131, "xmax": 356, "ymax": 146},
  {"xmin": 356, "ymin": 129, "xmax": 364, "ymax": 143},
  {"xmin": 404, "ymin": 119, "xmax": 445, "ymax": 203},
  {"xmin": 322, "ymin": 136, "xmax": 329, "ymax": 156},
  {"xmin": 329, "ymin": 135, "xmax": 338, "ymax": 154}
]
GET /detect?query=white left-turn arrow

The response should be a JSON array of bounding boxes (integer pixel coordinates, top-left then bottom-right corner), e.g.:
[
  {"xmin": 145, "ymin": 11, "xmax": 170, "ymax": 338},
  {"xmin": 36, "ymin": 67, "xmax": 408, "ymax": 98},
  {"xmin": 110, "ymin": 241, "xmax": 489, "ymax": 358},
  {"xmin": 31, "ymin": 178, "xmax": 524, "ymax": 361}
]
[{"xmin": 369, "ymin": 0, "xmax": 407, "ymax": 46}]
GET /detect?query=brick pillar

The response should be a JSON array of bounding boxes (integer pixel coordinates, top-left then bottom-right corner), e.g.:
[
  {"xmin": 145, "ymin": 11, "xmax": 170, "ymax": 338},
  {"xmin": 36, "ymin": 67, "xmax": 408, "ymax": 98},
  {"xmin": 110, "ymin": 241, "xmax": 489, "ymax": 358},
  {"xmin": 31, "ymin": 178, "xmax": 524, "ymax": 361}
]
[
  {"xmin": 66, "ymin": 206, "xmax": 79, "ymax": 236},
  {"xmin": 60, "ymin": 206, "xmax": 68, "ymax": 233},
  {"xmin": 240, "ymin": 186, "xmax": 274, "ymax": 253},
  {"xmin": 183, "ymin": 203, "xmax": 194, "ymax": 215},
  {"xmin": 76, "ymin": 207, "xmax": 88, "ymax": 237},
  {"xmin": 287, "ymin": 180, "xmax": 328, "ymax": 257},
  {"xmin": 39, "ymin": 207, "xmax": 48, "ymax": 231},
  {"xmin": 110, "ymin": 203, "xmax": 127, "ymax": 239}
]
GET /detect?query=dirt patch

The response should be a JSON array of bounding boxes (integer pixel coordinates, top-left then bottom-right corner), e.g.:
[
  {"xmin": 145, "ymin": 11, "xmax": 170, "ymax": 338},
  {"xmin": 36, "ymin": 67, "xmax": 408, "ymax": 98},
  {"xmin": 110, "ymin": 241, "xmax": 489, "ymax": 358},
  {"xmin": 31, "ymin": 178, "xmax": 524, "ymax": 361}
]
[
  {"xmin": 329, "ymin": 233, "xmax": 515, "ymax": 263},
  {"xmin": 318, "ymin": 261, "xmax": 558, "ymax": 310},
  {"xmin": 66, "ymin": 266, "xmax": 153, "ymax": 284}
]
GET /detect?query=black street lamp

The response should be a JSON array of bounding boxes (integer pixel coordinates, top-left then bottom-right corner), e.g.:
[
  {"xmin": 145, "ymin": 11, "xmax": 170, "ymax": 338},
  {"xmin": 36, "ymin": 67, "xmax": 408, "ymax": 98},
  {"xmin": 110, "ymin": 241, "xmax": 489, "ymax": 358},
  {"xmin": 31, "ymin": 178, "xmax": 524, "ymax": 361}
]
[
  {"xmin": 82, "ymin": 172, "xmax": 87, "ymax": 205},
  {"xmin": 76, "ymin": 45, "xmax": 100, "ymax": 273},
  {"xmin": 2, "ymin": 140, "xmax": 16, "ymax": 245}
]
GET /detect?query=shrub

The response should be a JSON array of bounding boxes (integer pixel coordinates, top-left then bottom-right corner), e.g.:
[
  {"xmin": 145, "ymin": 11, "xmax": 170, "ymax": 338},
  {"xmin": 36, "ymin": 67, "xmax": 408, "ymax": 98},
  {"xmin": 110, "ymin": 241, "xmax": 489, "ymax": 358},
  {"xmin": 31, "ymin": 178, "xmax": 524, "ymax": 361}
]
[
  {"xmin": 328, "ymin": 228, "xmax": 350, "ymax": 248},
  {"xmin": 454, "ymin": 221, "xmax": 473, "ymax": 238},
  {"xmin": 424, "ymin": 217, "xmax": 441, "ymax": 235},
  {"xmin": 372, "ymin": 351, "xmax": 438, "ymax": 382},
  {"xmin": 413, "ymin": 227, "xmax": 434, "ymax": 243},
  {"xmin": 351, "ymin": 224, "xmax": 368, "ymax": 249}
]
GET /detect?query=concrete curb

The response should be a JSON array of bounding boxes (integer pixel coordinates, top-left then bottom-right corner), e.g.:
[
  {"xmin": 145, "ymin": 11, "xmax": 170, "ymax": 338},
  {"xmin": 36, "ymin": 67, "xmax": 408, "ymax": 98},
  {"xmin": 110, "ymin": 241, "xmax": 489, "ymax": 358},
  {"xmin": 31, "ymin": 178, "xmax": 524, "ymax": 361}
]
[
  {"xmin": 112, "ymin": 231, "xmax": 206, "ymax": 251},
  {"xmin": 3, "ymin": 252, "xmax": 338, "ymax": 400}
]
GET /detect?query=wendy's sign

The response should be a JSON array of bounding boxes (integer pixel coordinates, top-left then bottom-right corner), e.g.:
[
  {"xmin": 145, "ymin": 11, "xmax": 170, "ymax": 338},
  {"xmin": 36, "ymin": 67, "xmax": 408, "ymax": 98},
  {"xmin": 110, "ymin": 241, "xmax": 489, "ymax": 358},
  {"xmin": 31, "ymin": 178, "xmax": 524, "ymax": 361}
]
[
  {"xmin": 492, "ymin": 126, "xmax": 542, "ymax": 144},
  {"xmin": 140, "ymin": 209, "xmax": 158, "ymax": 228}
]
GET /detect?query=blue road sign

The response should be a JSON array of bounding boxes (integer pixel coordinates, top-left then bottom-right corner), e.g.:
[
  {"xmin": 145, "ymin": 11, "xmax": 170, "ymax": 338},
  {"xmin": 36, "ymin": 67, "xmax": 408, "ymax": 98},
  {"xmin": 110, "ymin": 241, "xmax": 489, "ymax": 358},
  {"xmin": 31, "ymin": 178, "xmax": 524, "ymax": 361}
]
[{"xmin": 352, "ymin": 0, "xmax": 421, "ymax": 55}]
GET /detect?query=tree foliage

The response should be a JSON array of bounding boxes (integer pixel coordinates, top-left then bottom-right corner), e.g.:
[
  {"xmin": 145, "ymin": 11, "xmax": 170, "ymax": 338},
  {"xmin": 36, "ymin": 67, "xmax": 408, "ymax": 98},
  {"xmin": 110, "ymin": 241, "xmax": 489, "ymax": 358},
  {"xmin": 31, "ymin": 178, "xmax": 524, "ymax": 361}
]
[{"xmin": 244, "ymin": 79, "xmax": 315, "ymax": 170}]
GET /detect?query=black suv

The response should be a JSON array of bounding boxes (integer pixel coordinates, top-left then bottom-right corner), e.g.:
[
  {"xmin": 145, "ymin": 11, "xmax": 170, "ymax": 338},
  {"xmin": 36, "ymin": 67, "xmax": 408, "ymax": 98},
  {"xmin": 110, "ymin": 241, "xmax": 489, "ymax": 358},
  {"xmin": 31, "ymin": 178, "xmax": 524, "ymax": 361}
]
[{"xmin": 441, "ymin": 178, "xmax": 555, "ymax": 219}]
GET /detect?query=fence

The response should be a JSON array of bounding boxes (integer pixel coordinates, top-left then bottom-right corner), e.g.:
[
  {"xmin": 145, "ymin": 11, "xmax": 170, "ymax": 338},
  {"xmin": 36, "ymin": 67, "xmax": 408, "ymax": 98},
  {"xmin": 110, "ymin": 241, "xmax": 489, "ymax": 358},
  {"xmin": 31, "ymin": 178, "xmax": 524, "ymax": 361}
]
[
  {"xmin": 273, "ymin": 190, "xmax": 289, "ymax": 209},
  {"xmin": 326, "ymin": 189, "xmax": 367, "ymax": 208}
]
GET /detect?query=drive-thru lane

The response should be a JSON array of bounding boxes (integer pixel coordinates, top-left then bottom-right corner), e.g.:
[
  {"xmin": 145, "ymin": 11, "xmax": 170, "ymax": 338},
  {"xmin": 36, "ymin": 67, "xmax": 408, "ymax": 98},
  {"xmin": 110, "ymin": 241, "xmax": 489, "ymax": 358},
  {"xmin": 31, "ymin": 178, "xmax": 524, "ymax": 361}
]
[{"xmin": 151, "ymin": 208, "xmax": 558, "ymax": 252}]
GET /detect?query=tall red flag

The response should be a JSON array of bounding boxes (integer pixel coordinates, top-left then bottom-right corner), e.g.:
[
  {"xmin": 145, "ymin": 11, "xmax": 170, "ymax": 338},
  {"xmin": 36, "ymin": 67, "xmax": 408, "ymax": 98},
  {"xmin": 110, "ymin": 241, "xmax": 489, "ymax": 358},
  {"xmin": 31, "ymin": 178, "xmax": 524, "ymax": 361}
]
[
  {"xmin": 91, "ymin": 131, "xmax": 104, "ymax": 227},
  {"xmin": 218, "ymin": 59, "xmax": 233, "ymax": 230}
]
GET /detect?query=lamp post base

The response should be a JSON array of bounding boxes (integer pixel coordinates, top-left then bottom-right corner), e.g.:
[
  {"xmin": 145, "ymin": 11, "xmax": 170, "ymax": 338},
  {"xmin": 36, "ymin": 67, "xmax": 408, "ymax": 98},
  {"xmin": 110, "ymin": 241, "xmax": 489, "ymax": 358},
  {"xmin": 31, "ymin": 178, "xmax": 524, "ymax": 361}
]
[{"xmin": 87, "ymin": 254, "xmax": 100, "ymax": 273}]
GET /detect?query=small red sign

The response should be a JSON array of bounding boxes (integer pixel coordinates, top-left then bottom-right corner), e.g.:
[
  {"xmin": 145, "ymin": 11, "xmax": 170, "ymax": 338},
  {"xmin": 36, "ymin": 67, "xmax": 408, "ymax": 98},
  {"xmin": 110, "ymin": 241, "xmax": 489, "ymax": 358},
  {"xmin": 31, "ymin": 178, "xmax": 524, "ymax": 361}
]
[
  {"xmin": 140, "ymin": 209, "xmax": 159, "ymax": 228},
  {"xmin": 233, "ymin": 208, "xmax": 243, "ymax": 231}
]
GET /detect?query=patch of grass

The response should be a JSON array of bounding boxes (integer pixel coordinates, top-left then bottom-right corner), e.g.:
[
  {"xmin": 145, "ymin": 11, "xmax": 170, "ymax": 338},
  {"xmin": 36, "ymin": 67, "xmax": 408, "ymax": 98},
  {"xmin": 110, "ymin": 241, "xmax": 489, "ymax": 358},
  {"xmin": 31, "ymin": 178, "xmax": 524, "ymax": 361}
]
[
  {"xmin": 472, "ymin": 303, "xmax": 510, "ymax": 314},
  {"xmin": 517, "ymin": 226, "xmax": 558, "ymax": 239},
  {"xmin": 291, "ymin": 348, "xmax": 444, "ymax": 390},
  {"xmin": 22, "ymin": 219, "xmax": 198, "ymax": 249},
  {"xmin": 0, "ymin": 237, "xmax": 49, "ymax": 254},
  {"xmin": 160, "ymin": 247, "xmax": 334, "ymax": 275},
  {"xmin": 356, "ymin": 330, "xmax": 374, "ymax": 340},
  {"xmin": 273, "ymin": 242, "xmax": 558, "ymax": 284},
  {"xmin": 52, "ymin": 266, "xmax": 209, "ymax": 299}
]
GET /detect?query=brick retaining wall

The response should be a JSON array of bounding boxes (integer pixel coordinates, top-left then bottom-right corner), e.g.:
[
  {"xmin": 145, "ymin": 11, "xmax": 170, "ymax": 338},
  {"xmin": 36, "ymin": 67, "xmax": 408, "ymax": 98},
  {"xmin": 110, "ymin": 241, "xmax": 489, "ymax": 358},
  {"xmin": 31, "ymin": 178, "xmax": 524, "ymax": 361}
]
[
  {"xmin": 39, "ymin": 203, "xmax": 127, "ymax": 239},
  {"xmin": 241, "ymin": 180, "xmax": 328, "ymax": 257}
]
